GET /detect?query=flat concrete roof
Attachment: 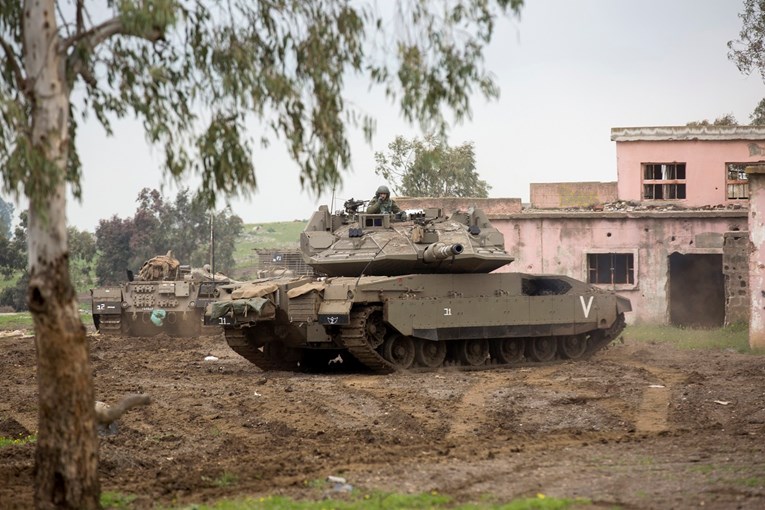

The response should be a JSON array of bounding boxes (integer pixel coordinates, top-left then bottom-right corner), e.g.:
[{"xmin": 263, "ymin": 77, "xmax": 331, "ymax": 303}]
[
  {"xmin": 489, "ymin": 210, "xmax": 747, "ymax": 220},
  {"xmin": 611, "ymin": 125, "xmax": 765, "ymax": 142}
]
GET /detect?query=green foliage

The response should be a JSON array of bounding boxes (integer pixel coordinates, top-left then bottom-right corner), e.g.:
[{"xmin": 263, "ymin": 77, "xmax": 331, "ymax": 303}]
[
  {"xmin": 0, "ymin": 196, "xmax": 12, "ymax": 238},
  {"xmin": 0, "ymin": 434, "xmax": 36, "ymax": 448},
  {"xmin": 623, "ymin": 323, "xmax": 751, "ymax": 353},
  {"xmin": 374, "ymin": 134, "xmax": 490, "ymax": 197},
  {"xmin": 0, "ymin": 270, "xmax": 29, "ymax": 311},
  {"xmin": 751, "ymin": 98, "xmax": 765, "ymax": 125},
  {"xmin": 68, "ymin": 226, "xmax": 97, "ymax": 292},
  {"xmin": 685, "ymin": 114, "xmax": 738, "ymax": 127},
  {"xmin": 729, "ymin": 0, "xmax": 765, "ymax": 81},
  {"xmin": 729, "ymin": 2, "xmax": 765, "ymax": 122},
  {"xmin": 0, "ymin": 210, "xmax": 25, "ymax": 278},
  {"xmin": 95, "ymin": 188, "xmax": 243, "ymax": 284},
  {"xmin": 0, "ymin": 210, "xmax": 27, "ymax": 310},
  {"xmin": 1, "ymin": 0, "xmax": 523, "ymax": 209},
  {"xmin": 100, "ymin": 490, "xmax": 137, "ymax": 510}
]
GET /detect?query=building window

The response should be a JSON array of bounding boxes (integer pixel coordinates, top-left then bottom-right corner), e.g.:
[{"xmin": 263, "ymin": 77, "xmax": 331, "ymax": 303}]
[
  {"xmin": 587, "ymin": 253, "xmax": 635, "ymax": 285},
  {"xmin": 643, "ymin": 163, "xmax": 686, "ymax": 200},
  {"xmin": 726, "ymin": 163, "xmax": 749, "ymax": 200}
]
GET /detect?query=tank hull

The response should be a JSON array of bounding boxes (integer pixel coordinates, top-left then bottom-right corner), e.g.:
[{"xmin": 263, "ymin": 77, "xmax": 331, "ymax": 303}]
[
  {"xmin": 210, "ymin": 273, "xmax": 631, "ymax": 373},
  {"xmin": 91, "ymin": 280, "xmax": 220, "ymax": 337}
]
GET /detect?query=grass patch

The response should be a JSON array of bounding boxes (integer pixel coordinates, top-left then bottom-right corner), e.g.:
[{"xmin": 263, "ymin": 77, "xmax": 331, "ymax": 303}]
[
  {"xmin": 101, "ymin": 491, "xmax": 137, "ymax": 509},
  {"xmin": 0, "ymin": 310, "xmax": 93, "ymax": 331},
  {"xmin": 736, "ymin": 476, "xmax": 765, "ymax": 488},
  {"xmin": 0, "ymin": 434, "xmax": 36, "ymax": 448},
  {"xmin": 0, "ymin": 270, "xmax": 22, "ymax": 290},
  {"xmin": 0, "ymin": 312, "xmax": 33, "ymax": 330},
  {"xmin": 202, "ymin": 472, "xmax": 239, "ymax": 488},
  {"xmin": 171, "ymin": 492, "xmax": 588, "ymax": 510},
  {"xmin": 622, "ymin": 323, "xmax": 752, "ymax": 353}
]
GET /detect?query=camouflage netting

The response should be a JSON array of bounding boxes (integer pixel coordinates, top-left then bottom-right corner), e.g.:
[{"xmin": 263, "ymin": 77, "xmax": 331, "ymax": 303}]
[{"xmin": 137, "ymin": 252, "xmax": 181, "ymax": 281}]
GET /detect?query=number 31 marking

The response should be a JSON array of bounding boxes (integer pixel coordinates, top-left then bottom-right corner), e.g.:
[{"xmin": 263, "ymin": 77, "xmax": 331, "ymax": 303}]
[{"xmin": 443, "ymin": 308, "xmax": 452, "ymax": 316}]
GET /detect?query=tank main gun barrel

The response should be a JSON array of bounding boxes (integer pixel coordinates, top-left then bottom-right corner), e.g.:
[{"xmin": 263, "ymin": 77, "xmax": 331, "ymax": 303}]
[{"xmin": 422, "ymin": 243, "xmax": 464, "ymax": 263}]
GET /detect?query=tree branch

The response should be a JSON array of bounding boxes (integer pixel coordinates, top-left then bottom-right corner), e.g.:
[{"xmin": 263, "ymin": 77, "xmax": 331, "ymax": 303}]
[
  {"xmin": 64, "ymin": 15, "xmax": 163, "ymax": 89},
  {"xmin": 95, "ymin": 394, "xmax": 151, "ymax": 425},
  {"xmin": 63, "ymin": 16, "xmax": 163, "ymax": 52},
  {"xmin": 76, "ymin": 0, "xmax": 84, "ymax": 35},
  {"xmin": 0, "ymin": 36, "xmax": 27, "ymax": 96}
]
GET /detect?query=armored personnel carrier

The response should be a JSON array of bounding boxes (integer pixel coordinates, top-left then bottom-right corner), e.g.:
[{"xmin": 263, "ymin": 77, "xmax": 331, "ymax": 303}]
[
  {"xmin": 91, "ymin": 252, "xmax": 233, "ymax": 337},
  {"xmin": 208, "ymin": 202, "xmax": 631, "ymax": 373}
]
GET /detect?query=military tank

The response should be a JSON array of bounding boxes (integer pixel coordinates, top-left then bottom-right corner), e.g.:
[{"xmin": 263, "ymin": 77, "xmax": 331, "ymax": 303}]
[
  {"xmin": 207, "ymin": 201, "xmax": 631, "ymax": 373},
  {"xmin": 91, "ymin": 252, "xmax": 233, "ymax": 337}
]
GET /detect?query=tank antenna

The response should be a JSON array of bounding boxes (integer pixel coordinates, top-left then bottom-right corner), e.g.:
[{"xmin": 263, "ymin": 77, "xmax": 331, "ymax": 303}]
[
  {"xmin": 210, "ymin": 209, "xmax": 215, "ymax": 282},
  {"xmin": 355, "ymin": 238, "xmax": 392, "ymax": 288}
]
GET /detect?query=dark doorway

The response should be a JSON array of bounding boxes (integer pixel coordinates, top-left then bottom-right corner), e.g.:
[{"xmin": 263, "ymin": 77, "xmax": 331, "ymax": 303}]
[{"xmin": 668, "ymin": 253, "xmax": 725, "ymax": 328}]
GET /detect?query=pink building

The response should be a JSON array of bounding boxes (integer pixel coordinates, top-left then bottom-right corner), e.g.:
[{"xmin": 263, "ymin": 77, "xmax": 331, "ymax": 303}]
[
  {"xmin": 401, "ymin": 125, "xmax": 765, "ymax": 327},
  {"xmin": 612, "ymin": 125, "xmax": 765, "ymax": 206}
]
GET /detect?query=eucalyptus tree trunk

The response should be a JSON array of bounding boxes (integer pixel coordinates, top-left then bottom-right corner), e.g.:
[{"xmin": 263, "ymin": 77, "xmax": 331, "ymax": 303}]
[{"xmin": 24, "ymin": 2, "xmax": 100, "ymax": 509}]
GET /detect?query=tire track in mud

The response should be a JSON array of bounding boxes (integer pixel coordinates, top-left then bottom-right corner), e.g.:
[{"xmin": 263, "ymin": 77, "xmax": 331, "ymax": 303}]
[
  {"xmin": 443, "ymin": 369, "xmax": 549, "ymax": 442},
  {"xmin": 338, "ymin": 374, "xmax": 448, "ymax": 440},
  {"xmin": 619, "ymin": 360, "xmax": 685, "ymax": 434}
]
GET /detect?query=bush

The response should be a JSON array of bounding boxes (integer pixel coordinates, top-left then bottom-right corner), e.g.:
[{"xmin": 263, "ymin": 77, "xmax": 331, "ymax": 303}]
[{"xmin": 0, "ymin": 273, "xmax": 28, "ymax": 312}]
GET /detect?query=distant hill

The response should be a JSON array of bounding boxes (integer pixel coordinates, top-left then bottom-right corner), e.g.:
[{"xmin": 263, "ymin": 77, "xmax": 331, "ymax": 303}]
[{"xmin": 231, "ymin": 220, "xmax": 308, "ymax": 279}]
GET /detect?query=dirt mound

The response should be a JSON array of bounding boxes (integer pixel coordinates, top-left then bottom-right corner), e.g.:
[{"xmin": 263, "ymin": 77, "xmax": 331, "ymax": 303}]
[{"xmin": 1, "ymin": 332, "xmax": 764, "ymax": 509}]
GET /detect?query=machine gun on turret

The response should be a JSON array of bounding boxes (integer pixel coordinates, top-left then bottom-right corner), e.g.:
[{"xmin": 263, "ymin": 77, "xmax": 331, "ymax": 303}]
[{"xmin": 343, "ymin": 198, "xmax": 365, "ymax": 214}]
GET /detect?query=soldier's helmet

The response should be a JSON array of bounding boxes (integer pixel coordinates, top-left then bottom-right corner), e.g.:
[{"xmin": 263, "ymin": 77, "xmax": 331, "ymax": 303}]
[{"xmin": 376, "ymin": 185, "xmax": 390, "ymax": 196}]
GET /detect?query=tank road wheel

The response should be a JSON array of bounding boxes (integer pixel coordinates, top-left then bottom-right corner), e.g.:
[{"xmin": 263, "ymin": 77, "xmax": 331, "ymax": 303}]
[
  {"xmin": 458, "ymin": 338, "xmax": 490, "ymax": 366},
  {"xmin": 491, "ymin": 338, "xmax": 525, "ymax": 364},
  {"xmin": 414, "ymin": 339, "xmax": 447, "ymax": 368},
  {"xmin": 383, "ymin": 334, "xmax": 415, "ymax": 370},
  {"xmin": 559, "ymin": 334, "xmax": 588, "ymax": 360},
  {"xmin": 526, "ymin": 337, "xmax": 558, "ymax": 362},
  {"xmin": 365, "ymin": 311, "xmax": 387, "ymax": 349}
]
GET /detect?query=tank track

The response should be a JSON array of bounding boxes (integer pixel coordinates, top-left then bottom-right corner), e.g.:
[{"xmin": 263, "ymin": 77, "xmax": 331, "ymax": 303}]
[
  {"xmin": 334, "ymin": 305, "xmax": 627, "ymax": 374},
  {"xmin": 94, "ymin": 315, "xmax": 123, "ymax": 335},
  {"xmin": 223, "ymin": 327, "xmax": 304, "ymax": 372},
  {"xmin": 337, "ymin": 306, "xmax": 396, "ymax": 374}
]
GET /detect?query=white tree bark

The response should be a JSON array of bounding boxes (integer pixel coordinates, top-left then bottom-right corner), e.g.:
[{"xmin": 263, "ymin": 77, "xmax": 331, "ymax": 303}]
[{"xmin": 23, "ymin": 1, "xmax": 100, "ymax": 508}]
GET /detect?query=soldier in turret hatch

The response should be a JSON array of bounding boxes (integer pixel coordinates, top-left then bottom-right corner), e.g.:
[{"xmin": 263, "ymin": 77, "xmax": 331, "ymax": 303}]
[{"xmin": 366, "ymin": 185, "xmax": 401, "ymax": 214}]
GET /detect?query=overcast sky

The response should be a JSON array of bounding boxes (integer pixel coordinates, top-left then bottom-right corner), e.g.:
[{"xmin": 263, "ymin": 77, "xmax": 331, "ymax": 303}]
[{"xmin": 4, "ymin": 0, "xmax": 765, "ymax": 231}]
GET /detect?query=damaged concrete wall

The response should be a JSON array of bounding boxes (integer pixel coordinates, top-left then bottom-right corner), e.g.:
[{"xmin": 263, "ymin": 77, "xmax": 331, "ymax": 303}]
[
  {"xmin": 491, "ymin": 211, "xmax": 748, "ymax": 325},
  {"xmin": 723, "ymin": 231, "xmax": 750, "ymax": 326},
  {"xmin": 396, "ymin": 197, "xmax": 522, "ymax": 216},
  {"xmin": 530, "ymin": 182, "xmax": 618, "ymax": 209}
]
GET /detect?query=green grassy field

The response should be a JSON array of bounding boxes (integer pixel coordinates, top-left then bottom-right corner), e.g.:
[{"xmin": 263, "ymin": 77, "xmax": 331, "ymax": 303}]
[
  {"xmin": 231, "ymin": 220, "xmax": 307, "ymax": 277},
  {"xmin": 623, "ymin": 322, "xmax": 752, "ymax": 353}
]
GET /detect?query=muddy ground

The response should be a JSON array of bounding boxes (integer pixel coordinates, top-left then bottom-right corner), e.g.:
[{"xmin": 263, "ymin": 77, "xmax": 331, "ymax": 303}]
[{"xmin": 1, "ymin": 327, "xmax": 765, "ymax": 509}]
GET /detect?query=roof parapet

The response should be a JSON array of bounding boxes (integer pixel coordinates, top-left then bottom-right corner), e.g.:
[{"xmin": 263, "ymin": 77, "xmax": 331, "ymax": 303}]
[{"xmin": 611, "ymin": 125, "xmax": 765, "ymax": 142}]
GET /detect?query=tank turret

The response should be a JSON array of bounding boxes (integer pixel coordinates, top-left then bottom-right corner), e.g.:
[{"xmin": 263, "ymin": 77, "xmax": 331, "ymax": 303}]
[{"xmin": 300, "ymin": 203, "xmax": 514, "ymax": 277}]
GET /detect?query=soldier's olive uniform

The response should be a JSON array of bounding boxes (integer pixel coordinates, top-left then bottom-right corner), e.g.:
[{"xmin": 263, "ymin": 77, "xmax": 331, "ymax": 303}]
[{"xmin": 366, "ymin": 185, "xmax": 401, "ymax": 214}]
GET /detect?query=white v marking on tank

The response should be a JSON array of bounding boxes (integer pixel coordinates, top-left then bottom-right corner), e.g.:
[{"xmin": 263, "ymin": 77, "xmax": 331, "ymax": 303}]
[{"xmin": 580, "ymin": 296, "xmax": 594, "ymax": 318}]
